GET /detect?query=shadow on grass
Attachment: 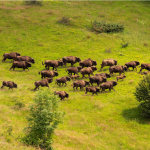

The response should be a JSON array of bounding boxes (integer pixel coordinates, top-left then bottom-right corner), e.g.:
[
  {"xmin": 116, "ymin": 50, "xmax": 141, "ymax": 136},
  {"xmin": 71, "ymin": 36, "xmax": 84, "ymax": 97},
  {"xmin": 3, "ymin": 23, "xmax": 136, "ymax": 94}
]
[{"xmin": 122, "ymin": 107, "xmax": 150, "ymax": 124}]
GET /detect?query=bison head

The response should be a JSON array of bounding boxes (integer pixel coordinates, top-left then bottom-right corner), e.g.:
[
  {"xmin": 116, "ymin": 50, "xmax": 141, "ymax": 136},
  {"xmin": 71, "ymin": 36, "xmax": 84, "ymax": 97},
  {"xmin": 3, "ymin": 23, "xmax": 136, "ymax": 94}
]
[
  {"xmin": 76, "ymin": 57, "xmax": 81, "ymax": 62},
  {"xmin": 106, "ymin": 73, "xmax": 111, "ymax": 78},
  {"xmin": 47, "ymin": 78, "xmax": 53, "ymax": 83},
  {"xmin": 96, "ymin": 87, "xmax": 100, "ymax": 92},
  {"xmin": 85, "ymin": 81, "xmax": 90, "ymax": 86},
  {"xmin": 58, "ymin": 60, "xmax": 64, "ymax": 66},
  {"xmin": 135, "ymin": 61, "xmax": 140, "ymax": 66},
  {"xmin": 65, "ymin": 93, "xmax": 69, "ymax": 98},
  {"xmin": 102, "ymin": 77, "xmax": 107, "ymax": 82},
  {"xmin": 92, "ymin": 60, "xmax": 97, "ymax": 66},
  {"xmin": 16, "ymin": 52, "xmax": 20, "ymax": 56},
  {"xmin": 114, "ymin": 60, "xmax": 117, "ymax": 65},
  {"xmin": 112, "ymin": 81, "xmax": 117, "ymax": 86},
  {"xmin": 54, "ymin": 71, "xmax": 59, "ymax": 76},
  {"xmin": 26, "ymin": 62, "xmax": 32, "ymax": 67},
  {"xmin": 91, "ymin": 66, "xmax": 97, "ymax": 71},
  {"xmin": 66, "ymin": 77, "xmax": 71, "ymax": 81},
  {"xmin": 13, "ymin": 82, "xmax": 17, "ymax": 88},
  {"xmin": 31, "ymin": 58, "xmax": 35, "ymax": 64}
]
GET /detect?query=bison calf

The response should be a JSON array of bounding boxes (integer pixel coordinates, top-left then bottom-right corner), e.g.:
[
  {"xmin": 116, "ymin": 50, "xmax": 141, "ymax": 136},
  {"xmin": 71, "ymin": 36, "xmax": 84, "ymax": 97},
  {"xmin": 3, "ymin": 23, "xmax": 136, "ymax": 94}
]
[
  {"xmin": 85, "ymin": 87, "xmax": 100, "ymax": 95},
  {"xmin": 34, "ymin": 78, "xmax": 53, "ymax": 91},
  {"xmin": 54, "ymin": 91, "xmax": 69, "ymax": 101},
  {"xmin": 1, "ymin": 81, "xmax": 17, "ymax": 89},
  {"xmin": 116, "ymin": 75, "xmax": 126, "ymax": 82}
]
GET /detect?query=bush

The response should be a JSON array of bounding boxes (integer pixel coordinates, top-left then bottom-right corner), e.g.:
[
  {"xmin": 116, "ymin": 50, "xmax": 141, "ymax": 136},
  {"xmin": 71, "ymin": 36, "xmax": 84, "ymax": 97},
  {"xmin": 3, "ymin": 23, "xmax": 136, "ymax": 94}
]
[
  {"xmin": 57, "ymin": 16, "xmax": 71, "ymax": 26},
  {"xmin": 23, "ymin": 89, "xmax": 64, "ymax": 149},
  {"xmin": 24, "ymin": 0, "xmax": 42, "ymax": 6},
  {"xmin": 91, "ymin": 20, "xmax": 124, "ymax": 33},
  {"xmin": 134, "ymin": 75, "xmax": 150, "ymax": 117}
]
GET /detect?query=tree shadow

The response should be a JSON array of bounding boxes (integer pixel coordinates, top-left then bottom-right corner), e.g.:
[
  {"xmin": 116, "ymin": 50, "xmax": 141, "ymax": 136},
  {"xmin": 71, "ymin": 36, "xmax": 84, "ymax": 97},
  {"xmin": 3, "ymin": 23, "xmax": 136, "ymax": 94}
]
[{"xmin": 122, "ymin": 106, "xmax": 150, "ymax": 124}]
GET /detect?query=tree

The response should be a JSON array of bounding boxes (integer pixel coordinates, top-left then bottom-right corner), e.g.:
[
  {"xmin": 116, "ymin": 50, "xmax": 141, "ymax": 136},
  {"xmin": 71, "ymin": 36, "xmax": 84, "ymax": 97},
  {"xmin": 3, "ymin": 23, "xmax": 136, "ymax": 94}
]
[
  {"xmin": 23, "ymin": 89, "xmax": 64, "ymax": 149},
  {"xmin": 134, "ymin": 75, "xmax": 150, "ymax": 117}
]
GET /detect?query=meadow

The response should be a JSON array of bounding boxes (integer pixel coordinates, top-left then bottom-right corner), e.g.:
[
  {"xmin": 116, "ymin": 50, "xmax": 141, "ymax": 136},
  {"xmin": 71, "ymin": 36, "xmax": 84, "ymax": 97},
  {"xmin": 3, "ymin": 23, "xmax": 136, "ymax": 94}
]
[{"xmin": 0, "ymin": 1, "xmax": 150, "ymax": 149}]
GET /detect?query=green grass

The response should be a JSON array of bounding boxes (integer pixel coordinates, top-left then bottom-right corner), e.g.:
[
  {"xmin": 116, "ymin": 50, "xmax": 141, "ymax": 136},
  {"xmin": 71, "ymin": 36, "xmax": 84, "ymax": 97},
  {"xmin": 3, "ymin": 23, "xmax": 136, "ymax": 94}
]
[{"xmin": 0, "ymin": 1, "xmax": 150, "ymax": 149}]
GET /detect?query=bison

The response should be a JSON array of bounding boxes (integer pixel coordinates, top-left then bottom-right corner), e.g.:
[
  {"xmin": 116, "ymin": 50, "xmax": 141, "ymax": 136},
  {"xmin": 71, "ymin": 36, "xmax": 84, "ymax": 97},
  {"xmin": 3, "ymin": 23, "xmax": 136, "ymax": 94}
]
[
  {"xmin": 125, "ymin": 61, "xmax": 140, "ymax": 71},
  {"xmin": 56, "ymin": 77, "xmax": 70, "ymax": 86},
  {"xmin": 2, "ymin": 52, "xmax": 20, "ymax": 62},
  {"xmin": 15, "ymin": 56, "xmax": 35, "ymax": 64},
  {"xmin": 62, "ymin": 56, "xmax": 81, "ymax": 67},
  {"xmin": 100, "ymin": 59, "xmax": 117, "ymax": 71},
  {"xmin": 95, "ymin": 73, "xmax": 111, "ymax": 78},
  {"xmin": 89, "ymin": 76, "xmax": 107, "ymax": 86},
  {"xmin": 10, "ymin": 61, "xmax": 31, "ymax": 71},
  {"xmin": 116, "ymin": 75, "xmax": 126, "ymax": 82},
  {"xmin": 34, "ymin": 78, "xmax": 53, "ymax": 91},
  {"xmin": 139, "ymin": 63, "xmax": 150, "ymax": 73},
  {"xmin": 79, "ymin": 58, "xmax": 97, "ymax": 68},
  {"xmin": 73, "ymin": 80, "xmax": 90, "ymax": 90},
  {"xmin": 100, "ymin": 81, "xmax": 117, "ymax": 92},
  {"xmin": 80, "ymin": 66, "xmax": 97, "ymax": 78},
  {"xmin": 70, "ymin": 75, "xmax": 80, "ymax": 80},
  {"xmin": 54, "ymin": 91, "xmax": 69, "ymax": 100},
  {"xmin": 38, "ymin": 70, "xmax": 59, "ymax": 79},
  {"xmin": 109, "ymin": 66, "xmax": 127, "ymax": 75},
  {"xmin": 66, "ymin": 66, "xmax": 82, "ymax": 75},
  {"xmin": 1, "ymin": 81, "xmax": 17, "ymax": 89},
  {"xmin": 85, "ymin": 87, "xmax": 100, "ymax": 95},
  {"xmin": 42, "ymin": 60, "xmax": 63, "ymax": 70}
]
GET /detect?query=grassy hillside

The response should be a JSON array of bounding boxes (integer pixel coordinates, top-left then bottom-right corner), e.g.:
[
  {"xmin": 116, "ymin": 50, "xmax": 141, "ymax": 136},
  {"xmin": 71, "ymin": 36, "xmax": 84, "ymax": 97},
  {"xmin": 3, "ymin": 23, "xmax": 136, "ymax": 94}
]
[{"xmin": 0, "ymin": 1, "xmax": 150, "ymax": 149}]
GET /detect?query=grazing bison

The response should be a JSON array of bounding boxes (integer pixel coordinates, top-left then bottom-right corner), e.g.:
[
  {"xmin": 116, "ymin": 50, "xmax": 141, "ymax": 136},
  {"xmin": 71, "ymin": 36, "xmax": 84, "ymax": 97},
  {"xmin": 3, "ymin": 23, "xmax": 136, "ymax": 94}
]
[
  {"xmin": 10, "ymin": 61, "xmax": 31, "ymax": 71},
  {"xmin": 1, "ymin": 81, "xmax": 17, "ymax": 89},
  {"xmin": 56, "ymin": 77, "xmax": 70, "ymax": 86},
  {"xmin": 95, "ymin": 73, "xmax": 111, "ymax": 78},
  {"xmin": 85, "ymin": 87, "xmax": 100, "ymax": 95},
  {"xmin": 66, "ymin": 66, "xmax": 82, "ymax": 75},
  {"xmin": 34, "ymin": 78, "xmax": 53, "ymax": 91},
  {"xmin": 42, "ymin": 60, "xmax": 63, "ymax": 70},
  {"xmin": 100, "ymin": 59, "xmax": 117, "ymax": 71},
  {"xmin": 109, "ymin": 66, "xmax": 127, "ymax": 75},
  {"xmin": 54, "ymin": 91, "xmax": 69, "ymax": 100},
  {"xmin": 100, "ymin": 81, "xmax": 117, "ymax": 92},
  {"xmin": 116, "ymin": 75, "xmax": 126, "ymax": 82},
  {"xmin": 79, "ymin": 58, "xmax": 97, "ymax": 68},
  {"xmin": 38, "ymin": 70, "xmax": 59, "ymax": 79},
  {"xmin": 73, "ymin": 80, "xmax": 90, "ymax": 90},
  {"xmin": 70, "ymin": 75, "xmax": 80, "ymax": 80},
  {"xmin": 62, "ymin": 56, "xmax": 81, "ymax": 67},
  {"xmin": 125, "ymin": 61, "xmax": 140, "ymax": 71},
  {"xmin": 15, "ymin": 56, "xmax": 35, "ymax": 64},
  {"xmin": 80, "ymin": 66, "xmax": 97, "ymax": 78},
  {"xmin": 2, "ymin": 52, "xmax": 20, "ymax": 62},
  {"xmin": 139, "ymin": 63, "xmax": 150, "ymax": 73},
  {"xmin": 89, "ymin": 76, "xmax": 107, "ymax": 86}
]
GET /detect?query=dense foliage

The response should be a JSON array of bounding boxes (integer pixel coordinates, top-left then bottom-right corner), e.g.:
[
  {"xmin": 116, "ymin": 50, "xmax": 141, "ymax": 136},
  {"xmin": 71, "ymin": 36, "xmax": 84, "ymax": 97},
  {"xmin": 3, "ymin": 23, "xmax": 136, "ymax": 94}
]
[
  {"xmin": 92, "ymin": 20, "xmax": 124, "ymax": 33},
  {"xmin": 134, "ymin": 75, "xmax": 150, "ymax": 117},
  {"xmin": 23, "ymin": 89, "xmax": 64, "ymax": 149}
]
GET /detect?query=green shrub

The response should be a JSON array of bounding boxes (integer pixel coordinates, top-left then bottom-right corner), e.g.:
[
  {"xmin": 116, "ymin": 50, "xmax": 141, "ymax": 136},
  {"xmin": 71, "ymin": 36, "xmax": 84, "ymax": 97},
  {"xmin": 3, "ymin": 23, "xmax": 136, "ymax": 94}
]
[
  {"xmin": 23, "ymin": 89, "xmax": 64, "ymax": 149},
  {"xmin": 134, "ymin": 75, "xmax": 150, "ymax": 117},
  {"xmin": 23, "ymin": 0, "xmax": 42, "ymax": 6},
  {"xmin": 92, "ymin": 20, "xmax": 124, "ymax": 33},
  {"xmin": 57, "ymin": 16, "xmax": 71, "ymax": 26}
]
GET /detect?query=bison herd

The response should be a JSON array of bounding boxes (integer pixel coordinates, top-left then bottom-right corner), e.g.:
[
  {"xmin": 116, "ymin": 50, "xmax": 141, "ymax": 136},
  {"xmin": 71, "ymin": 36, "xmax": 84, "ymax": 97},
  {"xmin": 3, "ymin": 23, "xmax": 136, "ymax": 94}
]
[{"xmin": 1, "ymin": 52, "xmax": 150, "ymax": 100}]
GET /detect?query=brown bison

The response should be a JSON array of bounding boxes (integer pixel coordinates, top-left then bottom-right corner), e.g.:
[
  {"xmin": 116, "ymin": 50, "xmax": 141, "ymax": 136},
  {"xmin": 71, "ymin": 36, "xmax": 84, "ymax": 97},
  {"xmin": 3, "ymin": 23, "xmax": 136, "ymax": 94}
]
[
  {"xmin": 10, "ymin": 61, "xmax": 31, "ymax": 71},
  {"xmin": 139, "ymin": 63, "xmax": 150, "ymax": 73},
  {"xmin": 15, "ymin": 56, "xmax": 35, "ymax": 64},
  {"xmin": 62, "ymin": 56, "xmax": 81, "ymax": 67},
  {"xmin": 89, "ymin": 76, "xmax": 107, "ymax": 86},
  {"xmin": 79, "ymin": 58, "xmax": 97, "ymax": 68},
  {"xmin": 125, "ymin": 61, "xmax": 140, "ymax": 71},
  {"xmin": 95, "ymin": 73, "xmax": 111, "ymax": 78},
  {"xmin": 66, "ymin": 66, "xmax": 82, "ymax": 75},
  {"xmin": 1, "ymin": 81, "xmax": 17, "ymax": 89},
  {"xmin": 54, "ymin": 91, "xmax": 69, "ymax": 100},
  {"xmin": 34, "ymin": 78, "xmax": 53, "ymax": 91},
  {"xmin": 42, "ymin": 60, "xmax": 63, "ymax": 70},
  {"xmin": 56, "ymin": 77, "xmax": 70, "ymax": 86},
  {"xmin": 2, "ymin": 52, "xmax": 20, "ymax": 62},
  {"xmin": 70, "ymin": 75, "xmax": 80, "ymax": 80},
  {"xmin": 116, "ymin": 75, "xmax": 126, "ymax": 82},
  {"xmin": 109, "ymin": 66, "xmax": 127, "ymax": 75},
  {"xmin": 38, "ymin": 70, "xmax": 59, "ymax": 79},
  {"xmin": 85, "ymin": 87, "xmax": 100, "ymax": 95},
  {"xmin": 100, "ymin": 59, "xmax": 117, "ymax": 71},
  {"xmin": 100, "ymin": 81, "xmax": 117, "ymax": 92},
  {"xmin": 80, "ymin": 66, "xmax": 97, "ymax": 78},
  {"xmin": 73, "ymin": 80, "xmax": 90, "ymax": 90}
]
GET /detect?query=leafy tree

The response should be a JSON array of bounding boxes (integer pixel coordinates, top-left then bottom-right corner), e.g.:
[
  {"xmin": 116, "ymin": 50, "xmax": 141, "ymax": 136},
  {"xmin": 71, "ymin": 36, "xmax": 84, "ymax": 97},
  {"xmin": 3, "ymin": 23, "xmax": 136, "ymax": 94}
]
[
  {"xmin": 23, "ymin": 89, "xmax": 64, "ymax": 149},
  {"xmin": 134, "ymin": 75, "xmax": 150, "ymax": 117}
]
